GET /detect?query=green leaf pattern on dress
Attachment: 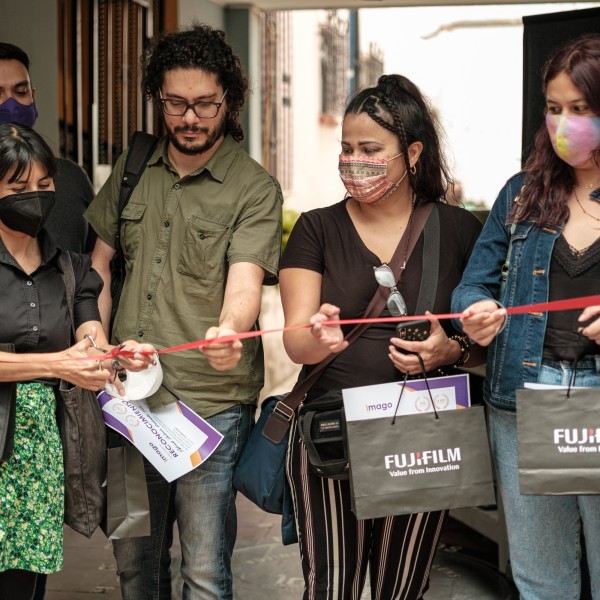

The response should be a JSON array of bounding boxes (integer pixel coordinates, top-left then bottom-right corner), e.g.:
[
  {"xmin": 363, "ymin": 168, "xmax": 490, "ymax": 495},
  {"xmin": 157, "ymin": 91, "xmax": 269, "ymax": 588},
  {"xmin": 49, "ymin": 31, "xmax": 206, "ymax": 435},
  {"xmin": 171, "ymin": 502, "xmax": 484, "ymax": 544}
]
[{"xmin": 0, "ymin": 383, "xmax": 64, "ymax": 573}]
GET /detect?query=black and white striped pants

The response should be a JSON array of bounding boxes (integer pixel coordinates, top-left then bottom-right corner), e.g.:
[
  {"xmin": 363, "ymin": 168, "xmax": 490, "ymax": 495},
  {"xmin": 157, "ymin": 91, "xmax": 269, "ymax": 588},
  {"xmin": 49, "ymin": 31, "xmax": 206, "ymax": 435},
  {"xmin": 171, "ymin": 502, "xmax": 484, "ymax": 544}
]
[{"xmin": 286, "ymin": 423, "xmax": 447, "ymax": 600}]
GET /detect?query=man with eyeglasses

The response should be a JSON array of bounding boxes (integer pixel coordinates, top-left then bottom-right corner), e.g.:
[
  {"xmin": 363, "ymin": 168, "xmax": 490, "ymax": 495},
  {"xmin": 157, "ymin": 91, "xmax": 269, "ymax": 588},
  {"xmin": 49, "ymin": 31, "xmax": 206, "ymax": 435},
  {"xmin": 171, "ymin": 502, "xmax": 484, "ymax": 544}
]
[{"xmin": 85, "ymin": 24, "xmax": 283, "ymax": 600}]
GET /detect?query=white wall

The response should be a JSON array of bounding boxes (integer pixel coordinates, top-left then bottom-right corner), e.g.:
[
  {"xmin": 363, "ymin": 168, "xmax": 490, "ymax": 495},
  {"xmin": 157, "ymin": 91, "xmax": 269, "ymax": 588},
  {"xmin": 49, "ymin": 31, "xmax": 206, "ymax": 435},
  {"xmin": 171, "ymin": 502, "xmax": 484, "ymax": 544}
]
[{"xmin": 284, "ymin": 10, "xmax": 348, "ymax": 214}]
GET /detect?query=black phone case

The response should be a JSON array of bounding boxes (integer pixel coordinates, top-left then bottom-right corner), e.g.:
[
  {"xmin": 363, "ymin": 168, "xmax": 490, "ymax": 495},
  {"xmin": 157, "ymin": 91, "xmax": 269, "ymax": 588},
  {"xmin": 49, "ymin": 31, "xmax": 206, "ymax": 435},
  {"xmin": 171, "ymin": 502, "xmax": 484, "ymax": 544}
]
[{"xmin": 396, "ymin": 319, "xmax": 430, "ymax": 342}]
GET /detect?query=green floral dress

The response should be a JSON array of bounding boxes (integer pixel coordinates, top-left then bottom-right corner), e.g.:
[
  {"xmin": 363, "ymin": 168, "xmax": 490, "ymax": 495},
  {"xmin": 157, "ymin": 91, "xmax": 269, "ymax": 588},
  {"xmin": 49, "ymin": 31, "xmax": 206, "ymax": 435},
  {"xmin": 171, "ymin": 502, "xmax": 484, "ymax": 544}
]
[{"xmin": 0, "ymin": 382, "xmax": 64, "ymax": 573}]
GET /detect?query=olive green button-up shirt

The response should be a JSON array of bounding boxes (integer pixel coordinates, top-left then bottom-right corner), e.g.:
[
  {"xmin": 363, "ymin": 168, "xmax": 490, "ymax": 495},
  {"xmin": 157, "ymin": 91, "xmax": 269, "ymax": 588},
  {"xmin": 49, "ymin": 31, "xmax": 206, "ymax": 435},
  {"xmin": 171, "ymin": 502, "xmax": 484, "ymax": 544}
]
[{"xmin": 85, "ymin": 135, "xmax": 283, "ymax": 417}]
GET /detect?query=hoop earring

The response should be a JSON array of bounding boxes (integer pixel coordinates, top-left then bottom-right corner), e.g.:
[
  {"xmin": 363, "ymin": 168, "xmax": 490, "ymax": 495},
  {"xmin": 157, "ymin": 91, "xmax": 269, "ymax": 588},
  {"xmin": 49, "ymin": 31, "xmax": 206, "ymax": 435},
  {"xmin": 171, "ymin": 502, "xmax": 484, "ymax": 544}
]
[{"xmin": 410, "ymin": 165, "xmax": 417, "ymax": 175}]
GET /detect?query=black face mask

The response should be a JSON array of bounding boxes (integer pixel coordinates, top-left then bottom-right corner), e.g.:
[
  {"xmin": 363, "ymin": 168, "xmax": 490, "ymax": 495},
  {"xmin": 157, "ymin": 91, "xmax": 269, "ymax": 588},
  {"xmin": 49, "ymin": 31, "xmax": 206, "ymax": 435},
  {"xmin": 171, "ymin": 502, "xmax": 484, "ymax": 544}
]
[{"xmin": 0, "ymin": 190, "xmax": 56, "ymax": 237}]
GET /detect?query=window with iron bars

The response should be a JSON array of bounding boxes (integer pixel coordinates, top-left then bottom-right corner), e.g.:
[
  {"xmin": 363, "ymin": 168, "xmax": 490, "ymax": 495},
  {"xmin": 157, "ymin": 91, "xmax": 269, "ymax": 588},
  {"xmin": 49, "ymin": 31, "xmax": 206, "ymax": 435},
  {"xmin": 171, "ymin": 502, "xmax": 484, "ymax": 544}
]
[
  {"xmin": 261, "ymin": 11, "xmax": 293, "ymax": 192},
  {"xmin": 320, "ymin": 10, "xmax": 350, "ymax": 119},
  {"xmin": 358, "ymin": 42, "xmax": 384, "ymax": 89}
]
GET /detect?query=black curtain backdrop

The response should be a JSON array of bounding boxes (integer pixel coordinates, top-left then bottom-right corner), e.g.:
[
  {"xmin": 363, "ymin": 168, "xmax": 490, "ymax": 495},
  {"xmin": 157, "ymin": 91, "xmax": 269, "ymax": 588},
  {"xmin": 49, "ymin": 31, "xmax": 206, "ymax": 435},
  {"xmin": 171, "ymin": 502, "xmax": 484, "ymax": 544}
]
[{"xmin": 522, "ymin": 6, "xmax": 600, "ymax": 165}]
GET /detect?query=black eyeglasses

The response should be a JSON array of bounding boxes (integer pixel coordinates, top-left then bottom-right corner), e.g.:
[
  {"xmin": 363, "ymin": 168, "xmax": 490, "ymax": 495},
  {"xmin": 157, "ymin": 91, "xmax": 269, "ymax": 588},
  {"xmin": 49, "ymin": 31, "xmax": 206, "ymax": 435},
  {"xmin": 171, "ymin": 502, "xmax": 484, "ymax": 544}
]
[
  {"xmin": 158, "ymin": 90, "xmax": 227, "ymax": 119},
  {"xmin": 373, "ymin": 264, "xmax": 407, "ymax": 317}
]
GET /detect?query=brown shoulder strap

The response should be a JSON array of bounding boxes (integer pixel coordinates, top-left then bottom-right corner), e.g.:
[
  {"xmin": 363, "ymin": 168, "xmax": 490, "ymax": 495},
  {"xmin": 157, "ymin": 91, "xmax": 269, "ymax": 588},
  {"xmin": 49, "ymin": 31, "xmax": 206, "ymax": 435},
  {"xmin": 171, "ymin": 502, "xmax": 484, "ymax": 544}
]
[
  {"xmin": 57, "ymin": 250, "xmax": 76, "ymax": 345},
  {"xmin": 262, "ymin": 202, "xmax": 434, "ymax": 443}
]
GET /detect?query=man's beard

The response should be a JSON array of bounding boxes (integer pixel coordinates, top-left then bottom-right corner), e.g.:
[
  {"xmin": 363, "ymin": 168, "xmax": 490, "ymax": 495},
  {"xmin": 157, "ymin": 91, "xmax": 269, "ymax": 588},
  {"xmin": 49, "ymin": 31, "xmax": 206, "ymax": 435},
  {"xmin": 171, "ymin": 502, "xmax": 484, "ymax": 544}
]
[{"xmin": 166, "ymin": 119, "xmax": 226, "ymax": 155}]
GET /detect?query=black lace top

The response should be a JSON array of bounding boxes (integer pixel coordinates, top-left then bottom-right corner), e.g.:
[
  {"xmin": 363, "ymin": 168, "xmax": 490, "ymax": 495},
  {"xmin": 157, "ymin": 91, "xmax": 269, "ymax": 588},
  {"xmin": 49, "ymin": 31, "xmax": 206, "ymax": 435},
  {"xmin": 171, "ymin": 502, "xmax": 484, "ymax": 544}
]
[{"xmin": 543, "ymin": 234, "xmax": 600, "ymax": 361}]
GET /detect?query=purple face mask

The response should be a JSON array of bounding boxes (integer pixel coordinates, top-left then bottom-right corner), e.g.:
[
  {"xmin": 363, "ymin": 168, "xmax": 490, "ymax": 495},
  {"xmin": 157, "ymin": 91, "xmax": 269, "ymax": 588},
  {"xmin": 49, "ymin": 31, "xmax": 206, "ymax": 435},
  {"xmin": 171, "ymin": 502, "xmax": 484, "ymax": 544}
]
[{"xmin": 0, "ymin": 97, "xmax": 38, "ymax": 128}]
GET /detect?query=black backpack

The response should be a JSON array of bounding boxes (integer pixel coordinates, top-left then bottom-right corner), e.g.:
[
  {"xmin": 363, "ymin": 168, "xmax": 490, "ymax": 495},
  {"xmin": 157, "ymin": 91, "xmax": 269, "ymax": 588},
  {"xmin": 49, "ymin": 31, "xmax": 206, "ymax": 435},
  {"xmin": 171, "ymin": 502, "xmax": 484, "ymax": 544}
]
[{"xmin": 109, "ymin": 131, "xmax": 159, "ymax": 334}]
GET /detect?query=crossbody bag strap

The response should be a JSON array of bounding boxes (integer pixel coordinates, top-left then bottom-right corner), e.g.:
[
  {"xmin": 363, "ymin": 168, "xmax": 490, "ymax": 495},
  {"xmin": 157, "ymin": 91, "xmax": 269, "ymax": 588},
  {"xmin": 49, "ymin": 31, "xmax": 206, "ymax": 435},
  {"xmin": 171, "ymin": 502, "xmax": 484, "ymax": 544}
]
[
  {"xmin": 57, "ymin": 250, "xmax": 77, "ymax": 344},
  {"xmin": 262, "ymin": 202, "xmax": 435, "ymax": 443},
  {"xmin": 0, "ymin": 342, "xmax": 16, "ymax": 462},
  {"xmin": 415, "ymin": 203, "xmax": 440, "ymax": 314}
]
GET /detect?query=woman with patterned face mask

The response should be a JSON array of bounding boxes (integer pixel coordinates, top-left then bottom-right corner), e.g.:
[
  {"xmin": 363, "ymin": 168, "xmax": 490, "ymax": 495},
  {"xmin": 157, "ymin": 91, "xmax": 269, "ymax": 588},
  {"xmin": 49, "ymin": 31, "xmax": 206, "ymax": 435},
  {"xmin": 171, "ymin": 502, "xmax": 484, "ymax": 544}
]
[
  {"xmin": 452, "ymin": 34, "xmax": 600, "ymax": 600},
  {"xmin": 0, "ymin": 124, "xmax": 156, "ymax": 600},
  {"xmin": 279, "ymin": 75, "xmax": 483, "ymax": 599}
]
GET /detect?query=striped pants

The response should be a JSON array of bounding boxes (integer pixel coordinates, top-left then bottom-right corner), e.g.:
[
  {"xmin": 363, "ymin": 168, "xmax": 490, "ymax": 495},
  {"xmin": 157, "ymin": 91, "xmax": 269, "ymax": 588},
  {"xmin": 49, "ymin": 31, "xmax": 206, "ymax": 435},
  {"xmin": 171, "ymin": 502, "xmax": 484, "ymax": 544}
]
[{"xmin": 286, "ymin": 423, "xmax": 447, "ymax": 600}]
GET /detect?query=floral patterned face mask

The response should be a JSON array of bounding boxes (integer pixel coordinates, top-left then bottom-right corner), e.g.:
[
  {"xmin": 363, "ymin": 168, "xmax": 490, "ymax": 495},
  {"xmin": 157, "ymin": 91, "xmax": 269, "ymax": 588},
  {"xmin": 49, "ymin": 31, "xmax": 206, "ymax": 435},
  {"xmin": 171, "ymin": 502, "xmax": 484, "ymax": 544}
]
[
  {"xmin": 546, "ymin": 114, "xmax": 600, "ymax": 167},
  {"xmin": 338, "ymin": 153, "xmax": 404, "ymax": 204}
]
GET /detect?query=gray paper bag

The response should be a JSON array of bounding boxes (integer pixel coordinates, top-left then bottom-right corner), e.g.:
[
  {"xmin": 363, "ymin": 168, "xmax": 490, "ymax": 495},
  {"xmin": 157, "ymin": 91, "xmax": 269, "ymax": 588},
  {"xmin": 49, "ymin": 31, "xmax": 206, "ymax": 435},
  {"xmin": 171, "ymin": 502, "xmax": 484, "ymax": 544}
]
[
  {"xmin": 103, "ymin": 445, "xmax": 151, "ymax": 539},
  {"xmin": 517, "ymin": 387, "xmax": 600, "ymax": 495},
  {"xmin": 346, "ymin": 406, "xmax": 495, "ymax": 519}
]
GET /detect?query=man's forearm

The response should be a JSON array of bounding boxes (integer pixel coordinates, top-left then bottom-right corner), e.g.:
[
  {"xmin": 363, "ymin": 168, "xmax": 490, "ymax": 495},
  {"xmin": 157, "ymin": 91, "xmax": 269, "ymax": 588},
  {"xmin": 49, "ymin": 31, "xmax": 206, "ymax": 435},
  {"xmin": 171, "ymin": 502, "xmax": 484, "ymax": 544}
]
[
  {"xmin": 98, "ymin": 280, "xmax": 113, "ymax": 338},
  {"xmin": 218, "ymin": 262, "xmax": 265, "ymax": 333},
  {"xmin": 219, "ymin": 293, "xmax": 262, "ymax": 334},
  {"xmin": 92, "ymin": 259, "xmax": 113, "ymax": 338}
]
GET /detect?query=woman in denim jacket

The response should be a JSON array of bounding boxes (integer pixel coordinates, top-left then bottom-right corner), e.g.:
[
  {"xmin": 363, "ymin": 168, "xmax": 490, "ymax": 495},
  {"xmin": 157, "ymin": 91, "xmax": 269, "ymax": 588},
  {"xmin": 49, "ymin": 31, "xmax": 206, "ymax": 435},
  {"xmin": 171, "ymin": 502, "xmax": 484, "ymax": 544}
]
[{"xmin": 451, "ymin": 34, "xmax": 600, "ymax": 600}]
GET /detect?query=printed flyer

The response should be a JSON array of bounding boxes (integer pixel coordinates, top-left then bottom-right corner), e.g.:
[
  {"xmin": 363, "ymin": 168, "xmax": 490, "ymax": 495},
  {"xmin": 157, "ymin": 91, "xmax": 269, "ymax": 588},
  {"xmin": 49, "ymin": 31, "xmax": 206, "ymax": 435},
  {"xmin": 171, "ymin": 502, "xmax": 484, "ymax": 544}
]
[
  {"xmin": 342, "ymin": 373, "xmax": 470, "ymax": 422},
  {"xmin": 98, "ymin": 391, "xmax": 223, "ymax": 482}
]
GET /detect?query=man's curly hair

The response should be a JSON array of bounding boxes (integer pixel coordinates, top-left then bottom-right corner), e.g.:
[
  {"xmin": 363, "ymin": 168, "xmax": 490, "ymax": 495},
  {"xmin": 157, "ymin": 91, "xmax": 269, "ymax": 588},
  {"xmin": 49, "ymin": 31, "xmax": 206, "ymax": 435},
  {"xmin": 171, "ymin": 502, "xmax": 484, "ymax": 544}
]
[{"xmin": 142, "ymin": 23, "xmax": 248, "ymax": 142}]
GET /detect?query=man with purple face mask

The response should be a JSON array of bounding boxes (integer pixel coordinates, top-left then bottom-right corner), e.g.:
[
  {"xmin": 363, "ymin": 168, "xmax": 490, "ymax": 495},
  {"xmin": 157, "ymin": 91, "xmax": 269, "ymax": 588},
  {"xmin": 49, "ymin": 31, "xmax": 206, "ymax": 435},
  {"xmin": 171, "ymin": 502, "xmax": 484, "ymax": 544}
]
[{"xmin": 0, "ymin": 43, "xmax": 95, "ymax": 254}]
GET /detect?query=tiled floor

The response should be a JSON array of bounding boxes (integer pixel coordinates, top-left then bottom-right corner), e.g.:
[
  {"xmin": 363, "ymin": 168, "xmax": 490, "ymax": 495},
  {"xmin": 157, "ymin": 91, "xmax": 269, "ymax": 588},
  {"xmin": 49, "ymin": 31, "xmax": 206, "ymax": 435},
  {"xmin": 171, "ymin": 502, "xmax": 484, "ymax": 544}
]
[{"xmin": 45, "ymin": 495, "xmax": 517, "ymax": 600}]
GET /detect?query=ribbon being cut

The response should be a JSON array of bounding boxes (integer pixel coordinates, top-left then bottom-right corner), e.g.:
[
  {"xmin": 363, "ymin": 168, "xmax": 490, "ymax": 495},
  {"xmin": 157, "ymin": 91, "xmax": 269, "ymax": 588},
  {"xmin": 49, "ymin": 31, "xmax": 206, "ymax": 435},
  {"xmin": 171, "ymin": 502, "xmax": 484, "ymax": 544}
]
[
  {"xmin": 1, "ymin": 294, "xmax": 595, "ymax": 537},
  {"xmin": 149, "ymin": 294, "xmax": 600, "ymax": 358},
  {"xmin": 2, "ymin": 296, "xmax": 598, "ymax": 486},
  {"xmin": 3, "ymin": 294, "xmax": 594, "ymax": 365}
]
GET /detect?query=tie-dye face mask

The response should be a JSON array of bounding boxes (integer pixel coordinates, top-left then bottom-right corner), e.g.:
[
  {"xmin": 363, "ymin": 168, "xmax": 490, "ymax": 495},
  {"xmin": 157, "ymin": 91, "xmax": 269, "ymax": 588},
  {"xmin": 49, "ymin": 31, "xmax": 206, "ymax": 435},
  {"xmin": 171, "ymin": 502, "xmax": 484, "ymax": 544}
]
[{"xmin": 545, "ymin": 114, "xmax": 600, "ymax": 167}]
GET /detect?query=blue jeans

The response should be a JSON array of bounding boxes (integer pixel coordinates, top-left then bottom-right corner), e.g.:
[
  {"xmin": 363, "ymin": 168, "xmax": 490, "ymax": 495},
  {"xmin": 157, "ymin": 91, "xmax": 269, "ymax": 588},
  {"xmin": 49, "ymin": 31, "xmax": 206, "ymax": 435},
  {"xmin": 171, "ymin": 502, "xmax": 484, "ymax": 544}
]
[
  {"xmin": 489, "ymin": 356, "xmax": 600, "ymax": 600},
  {"xmin": 112, "ymin": 403, "xmax": 254, "ymax": 600}
]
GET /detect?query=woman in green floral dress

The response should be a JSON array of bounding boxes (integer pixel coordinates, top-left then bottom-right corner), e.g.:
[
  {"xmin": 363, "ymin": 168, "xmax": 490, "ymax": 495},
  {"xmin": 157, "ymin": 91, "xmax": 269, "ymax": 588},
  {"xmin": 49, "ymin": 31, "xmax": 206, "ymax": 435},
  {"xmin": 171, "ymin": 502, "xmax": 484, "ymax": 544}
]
[{"xmin": 0, "ymin": 123, "xmax": 155, "ymax": 599}]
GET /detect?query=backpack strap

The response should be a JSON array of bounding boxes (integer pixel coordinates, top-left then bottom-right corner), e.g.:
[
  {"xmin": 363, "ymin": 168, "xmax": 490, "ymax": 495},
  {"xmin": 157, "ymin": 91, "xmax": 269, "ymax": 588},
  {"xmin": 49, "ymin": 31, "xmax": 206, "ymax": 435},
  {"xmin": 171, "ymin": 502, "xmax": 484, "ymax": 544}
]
[
  {"xmin": 110, "ymin": 132, "xmax": 159, "ymax": 335},
  {"xmin": 116, "ymin": 131, "xmax": 159, "ymax": 247}
]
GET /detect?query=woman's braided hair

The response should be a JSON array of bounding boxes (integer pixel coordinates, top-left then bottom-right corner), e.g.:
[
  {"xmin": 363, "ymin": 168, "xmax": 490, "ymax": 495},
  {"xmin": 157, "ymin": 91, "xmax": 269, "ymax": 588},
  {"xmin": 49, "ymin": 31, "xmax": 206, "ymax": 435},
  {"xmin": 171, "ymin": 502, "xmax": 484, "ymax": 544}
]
[{"xmin": 344, "ymin": 74, "xmax": 454, "ymax": 205}]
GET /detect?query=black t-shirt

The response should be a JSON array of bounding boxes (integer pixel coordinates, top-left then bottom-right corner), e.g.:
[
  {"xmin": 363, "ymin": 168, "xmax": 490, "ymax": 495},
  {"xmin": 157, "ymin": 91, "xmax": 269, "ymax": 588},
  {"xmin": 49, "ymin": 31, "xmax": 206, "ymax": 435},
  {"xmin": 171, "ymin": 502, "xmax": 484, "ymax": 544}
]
[
  {"xmin": 280, "ymin": 199, "xmax": 482, "ymax": 398},
  {"xmin": 45, "ymin": 158, "xmax": 96, "ymax": 254}
]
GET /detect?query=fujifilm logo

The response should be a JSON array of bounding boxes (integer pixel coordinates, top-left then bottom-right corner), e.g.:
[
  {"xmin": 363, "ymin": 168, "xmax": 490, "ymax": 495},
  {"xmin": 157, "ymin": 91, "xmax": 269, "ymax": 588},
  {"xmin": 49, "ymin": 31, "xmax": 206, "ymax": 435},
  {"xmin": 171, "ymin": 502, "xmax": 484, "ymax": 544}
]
[
  {"xmin": 554, "ymin": 428, "xmax": 600, "ymax": 444},
  {"xmin": 384, "ymin": 448, "xmax": 462, "ymax": 477},
  {"xmin": 554, "ymin": 428, "xmax": 600, "ymax": 453},
  {"xmin": 385, "ymin": 448, "xmax": 461, "ymax": 469}
]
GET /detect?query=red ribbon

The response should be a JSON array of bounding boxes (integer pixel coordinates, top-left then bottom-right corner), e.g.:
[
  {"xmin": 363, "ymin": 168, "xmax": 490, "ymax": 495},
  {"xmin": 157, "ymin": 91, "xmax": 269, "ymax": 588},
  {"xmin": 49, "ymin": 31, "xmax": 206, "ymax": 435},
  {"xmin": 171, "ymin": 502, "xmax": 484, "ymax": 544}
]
[
  {"xmin": 123, "ymin": 293, "xmax": 600, "ymax": 358},
  {"xmin": 3, "ymin": 294, "xmax": 600, "ymax": 363}
]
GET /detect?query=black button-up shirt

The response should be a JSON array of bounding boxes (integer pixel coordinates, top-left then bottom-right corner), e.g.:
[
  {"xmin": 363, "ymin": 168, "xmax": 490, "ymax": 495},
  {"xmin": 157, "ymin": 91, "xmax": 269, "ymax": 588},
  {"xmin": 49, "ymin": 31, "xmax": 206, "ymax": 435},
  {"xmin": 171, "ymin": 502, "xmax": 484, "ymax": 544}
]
[{"xmin": 0, "ymin": 231, "xmax": 102, "ymax": 354}]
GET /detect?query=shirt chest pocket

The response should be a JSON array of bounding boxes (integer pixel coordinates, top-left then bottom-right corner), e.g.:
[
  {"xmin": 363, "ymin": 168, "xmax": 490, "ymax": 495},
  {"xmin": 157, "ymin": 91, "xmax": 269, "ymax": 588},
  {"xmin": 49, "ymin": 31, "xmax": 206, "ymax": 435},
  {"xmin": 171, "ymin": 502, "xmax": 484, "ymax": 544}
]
[
  {"xmin": 506, "ymin": 223, "xmax": 534, "ymax": 273},
  {"xmin": 177, "ymin": 216, "xmax": 230, "ymax": 281},
  {"xmin": 120, "ymin": 202, "xmax": 147, "ymax": 261}
]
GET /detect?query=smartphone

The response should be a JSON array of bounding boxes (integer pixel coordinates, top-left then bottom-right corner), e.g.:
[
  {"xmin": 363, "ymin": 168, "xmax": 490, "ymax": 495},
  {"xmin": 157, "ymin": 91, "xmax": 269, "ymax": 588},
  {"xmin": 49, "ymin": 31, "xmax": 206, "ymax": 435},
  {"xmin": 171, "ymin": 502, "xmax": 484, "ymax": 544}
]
[{"xmin": 395, "ymin": 319, "xmax": 431, "ymax": 342}]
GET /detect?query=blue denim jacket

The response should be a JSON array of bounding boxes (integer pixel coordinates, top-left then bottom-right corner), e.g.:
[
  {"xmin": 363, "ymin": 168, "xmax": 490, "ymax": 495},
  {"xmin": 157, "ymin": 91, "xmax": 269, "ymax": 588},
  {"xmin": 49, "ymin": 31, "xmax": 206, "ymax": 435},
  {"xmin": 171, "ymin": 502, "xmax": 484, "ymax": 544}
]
[{"xmin": 451, "ymin": 172, "xmax": 567, "ymax": 410}]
